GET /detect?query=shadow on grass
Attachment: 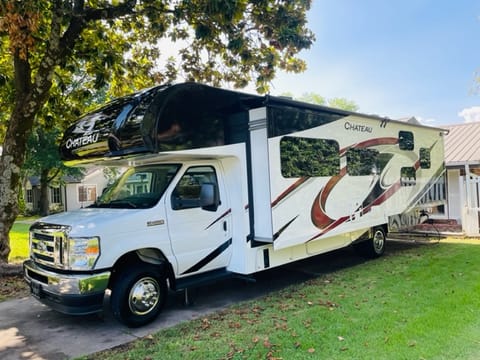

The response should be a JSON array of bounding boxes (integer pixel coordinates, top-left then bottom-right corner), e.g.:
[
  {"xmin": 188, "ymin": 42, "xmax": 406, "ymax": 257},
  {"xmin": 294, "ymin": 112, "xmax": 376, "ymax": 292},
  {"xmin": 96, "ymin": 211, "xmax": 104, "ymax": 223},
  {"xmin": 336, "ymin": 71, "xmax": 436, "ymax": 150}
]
[{"xmin": 173, "ymin": 239, "xmax": 432, "ymax": 310}]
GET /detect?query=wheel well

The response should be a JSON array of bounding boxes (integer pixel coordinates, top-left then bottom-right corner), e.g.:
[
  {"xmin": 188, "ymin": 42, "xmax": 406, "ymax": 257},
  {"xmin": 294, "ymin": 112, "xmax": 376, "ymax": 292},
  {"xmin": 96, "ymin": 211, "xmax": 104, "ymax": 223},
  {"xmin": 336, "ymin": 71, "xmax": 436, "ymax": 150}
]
[
  {"xmin": 352, "ymin": 224, "xmax": 388, "ymax": 244},
  {"xmin": 108, "ymin": 249, "xmax": 175, "ymax": 290},
  {"xmin": 370, "ymin": 224, "xmax": 388, "ymax": 242},
  {"xmin": 375, "ymin": 224, "xmax": 388, "ymax": 236},
  {"xmin": 353, "ymin": 224, "xmax": 387, "ymax": 258}
]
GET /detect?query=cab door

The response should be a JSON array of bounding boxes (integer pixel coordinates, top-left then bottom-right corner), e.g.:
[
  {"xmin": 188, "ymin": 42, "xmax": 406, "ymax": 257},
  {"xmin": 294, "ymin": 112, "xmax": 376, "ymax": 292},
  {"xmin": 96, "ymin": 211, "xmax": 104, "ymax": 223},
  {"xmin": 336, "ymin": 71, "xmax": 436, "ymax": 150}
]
[{"xmin": 165, "ymin": 163, "xmax": 232, "ymax": 276}]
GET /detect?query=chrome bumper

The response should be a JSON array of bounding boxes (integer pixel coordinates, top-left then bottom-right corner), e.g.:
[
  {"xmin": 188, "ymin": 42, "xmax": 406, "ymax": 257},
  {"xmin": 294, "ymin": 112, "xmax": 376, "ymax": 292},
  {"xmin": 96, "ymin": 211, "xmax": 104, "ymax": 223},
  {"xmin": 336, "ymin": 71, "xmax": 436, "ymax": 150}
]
[
  {"xmin": 24, "ymin": 259, "xmax": 110, "ymax": 295},
  {"xmin": 23, "ymin": 259, "xmax": 111, "ymax": 315}
]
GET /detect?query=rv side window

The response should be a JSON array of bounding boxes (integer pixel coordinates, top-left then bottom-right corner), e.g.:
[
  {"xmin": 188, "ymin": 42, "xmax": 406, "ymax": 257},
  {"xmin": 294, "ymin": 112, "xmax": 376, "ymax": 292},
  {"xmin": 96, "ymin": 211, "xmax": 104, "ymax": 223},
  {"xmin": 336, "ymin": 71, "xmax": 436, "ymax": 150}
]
[
  {"xmin": 346, "ymin": 148, "xmax": 378, "ymax": 176},
  {"xmin": 280, "ymin": 136, "xmax": 340, "ymax": 178},
  {"xmin": 268, "ymin": 106, "xmax": 343, "ymax": 137},
  {"xmin": 172, "ymin": 166, "xmax": 219, "ymax": 210},
  {"xmin": 399, "ymin": 131, "xmax": 414, "ymax": 150},
  {"xmin": 420, "ymin": 148, "xmax": 431, "ymax": 169},
  {"xmin": 401, "ymin": 167, "xmax": 416, "ymax": 186},
  {"xmin": 346, "ymin": 149, "xmax": 395, "ymax": 176}
]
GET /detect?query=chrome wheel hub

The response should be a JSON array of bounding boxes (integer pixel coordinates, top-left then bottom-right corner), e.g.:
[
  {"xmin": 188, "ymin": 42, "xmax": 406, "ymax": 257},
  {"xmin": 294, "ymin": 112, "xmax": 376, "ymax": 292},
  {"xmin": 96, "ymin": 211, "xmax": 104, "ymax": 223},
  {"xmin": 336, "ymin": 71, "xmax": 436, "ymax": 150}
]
[
  {"xmin": 373, "ymin": 230, "xmax": 384, "ymax": 253},
  {"xmin": 128, "ymin": 277, "xmax": 160, "ymax": 315}
]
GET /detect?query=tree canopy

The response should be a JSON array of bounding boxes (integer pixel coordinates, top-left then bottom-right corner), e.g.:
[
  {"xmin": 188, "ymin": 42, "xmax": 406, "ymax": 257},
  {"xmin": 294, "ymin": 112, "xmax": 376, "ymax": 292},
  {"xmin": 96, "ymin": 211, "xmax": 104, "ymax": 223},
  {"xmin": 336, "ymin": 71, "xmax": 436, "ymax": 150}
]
[{"xmin": 0, "ymin": 0, "xmax": 314, "ymax": 262}]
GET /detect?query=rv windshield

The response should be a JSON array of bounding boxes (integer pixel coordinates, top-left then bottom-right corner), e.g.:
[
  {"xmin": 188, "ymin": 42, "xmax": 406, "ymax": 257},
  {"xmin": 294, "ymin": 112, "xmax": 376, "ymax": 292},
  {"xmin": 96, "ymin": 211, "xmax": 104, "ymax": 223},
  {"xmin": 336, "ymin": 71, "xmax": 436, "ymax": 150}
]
[{"xmin": 92, "ymin": 164, "xmax": 181, "ymax": 209}]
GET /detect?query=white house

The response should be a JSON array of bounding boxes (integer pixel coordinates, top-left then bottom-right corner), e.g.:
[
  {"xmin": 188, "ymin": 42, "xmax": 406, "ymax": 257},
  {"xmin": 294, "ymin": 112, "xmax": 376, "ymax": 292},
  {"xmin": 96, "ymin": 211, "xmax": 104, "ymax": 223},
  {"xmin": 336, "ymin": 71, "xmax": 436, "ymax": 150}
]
[
  {"xmin": 443, "ymin": 122, "xmax": 480, "ymax": 235},
  {"xmin": 63, "ymin": 167, "xmax": 110, "ymax": 211},
  {"xmin": 24, "ymin": 166, "xmax": 110, "ymax": 213},
  {"xmin": 0, "ymin": 143, "xmax": 111, "ymax": 214}
]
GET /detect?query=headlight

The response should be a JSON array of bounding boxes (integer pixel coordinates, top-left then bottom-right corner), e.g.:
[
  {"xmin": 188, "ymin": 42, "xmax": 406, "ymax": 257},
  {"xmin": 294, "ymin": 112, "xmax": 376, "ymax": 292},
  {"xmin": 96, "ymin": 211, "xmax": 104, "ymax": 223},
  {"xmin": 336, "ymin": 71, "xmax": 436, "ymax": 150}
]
[{"xmin": 67, "ymin": 236, "xmax": 101, "ymax": 270}]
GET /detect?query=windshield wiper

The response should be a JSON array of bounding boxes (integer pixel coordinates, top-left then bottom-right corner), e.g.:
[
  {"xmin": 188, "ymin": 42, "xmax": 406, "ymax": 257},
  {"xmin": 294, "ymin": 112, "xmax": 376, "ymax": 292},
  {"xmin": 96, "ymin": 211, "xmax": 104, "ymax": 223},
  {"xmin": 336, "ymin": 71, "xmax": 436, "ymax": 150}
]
[
  {"xmin": 90, "ymin": 199, "xmax": 137, "ymax": 209},
  {"xmin": 109, "ymin": 199, "xmax": 138, "ymax": 208}
]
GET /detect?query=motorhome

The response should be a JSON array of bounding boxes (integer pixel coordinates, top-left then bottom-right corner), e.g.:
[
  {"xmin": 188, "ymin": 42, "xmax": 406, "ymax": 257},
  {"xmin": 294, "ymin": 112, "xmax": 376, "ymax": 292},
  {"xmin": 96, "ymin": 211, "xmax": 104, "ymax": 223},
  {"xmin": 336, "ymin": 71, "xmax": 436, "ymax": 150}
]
[{"xmin": 24, "ymin": 82, "xmax": 446, "ymax": 327}]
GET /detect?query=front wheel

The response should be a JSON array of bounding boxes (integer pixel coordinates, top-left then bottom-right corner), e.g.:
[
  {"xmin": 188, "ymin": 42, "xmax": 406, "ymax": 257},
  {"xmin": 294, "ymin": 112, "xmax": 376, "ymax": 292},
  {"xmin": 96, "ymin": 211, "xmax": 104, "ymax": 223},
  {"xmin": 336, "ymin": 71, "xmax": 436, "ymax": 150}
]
[
  {"xmin": 354, "ymin": 227, "xmax": 386, "ymax": 258},
  {"xmin": 110, "ymin": 264, "xmax": 167, "ymax": 327}
]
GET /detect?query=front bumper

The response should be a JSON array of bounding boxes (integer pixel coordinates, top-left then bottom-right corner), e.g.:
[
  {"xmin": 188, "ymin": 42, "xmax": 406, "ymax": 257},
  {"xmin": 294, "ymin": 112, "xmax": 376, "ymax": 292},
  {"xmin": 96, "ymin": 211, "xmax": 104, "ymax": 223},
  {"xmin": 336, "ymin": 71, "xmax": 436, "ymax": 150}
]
[{"xmin": 23, "ymin": 259, "xmax": 111, "ymax": 315}]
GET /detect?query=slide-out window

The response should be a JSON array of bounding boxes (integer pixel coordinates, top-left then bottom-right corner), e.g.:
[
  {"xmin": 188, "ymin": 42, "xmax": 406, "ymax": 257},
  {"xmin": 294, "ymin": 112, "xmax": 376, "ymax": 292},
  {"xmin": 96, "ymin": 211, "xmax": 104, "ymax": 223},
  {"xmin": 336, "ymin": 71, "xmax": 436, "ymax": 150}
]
[{"xmin": 280, "ymin": 136, "xmax": 340, "ymax": 178}]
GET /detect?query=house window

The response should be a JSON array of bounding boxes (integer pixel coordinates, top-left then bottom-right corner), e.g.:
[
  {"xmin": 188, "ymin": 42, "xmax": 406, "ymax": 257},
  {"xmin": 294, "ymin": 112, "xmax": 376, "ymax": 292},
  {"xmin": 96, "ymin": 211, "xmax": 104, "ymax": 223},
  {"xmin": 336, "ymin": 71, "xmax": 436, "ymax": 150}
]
[
  {"xmin": 78, "ymin": 185, "xmax": 97, "ymax": 202},
  {"xmin": 26, "ymin": 189, "xmax": 33, "ymax": 203},
  {"xmin": 51, "ymin": 187, "xmax": 61, "ymax": 204},
  {"xmin": 280, "ymin": 136, "xmax": 340, "ymax": 178}
]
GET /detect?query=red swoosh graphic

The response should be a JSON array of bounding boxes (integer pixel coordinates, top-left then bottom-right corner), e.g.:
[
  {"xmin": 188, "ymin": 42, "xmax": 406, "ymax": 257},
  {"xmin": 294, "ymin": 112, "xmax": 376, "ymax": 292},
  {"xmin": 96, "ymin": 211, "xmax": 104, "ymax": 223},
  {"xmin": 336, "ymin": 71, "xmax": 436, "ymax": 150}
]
[
  {"xmin": 309, "ymin": 136, "xmax": 406, "ymax": 239},
  {"xmin": 311, "ymin": 168, "xmax": 347, "ymax": 229},
  {"xmin": 272, "ymin": 177, "xmax": 309, "ymax": 208},
  {"xmin": 205, "ymin": 208, "xmax": 232, "ymax": 230}
]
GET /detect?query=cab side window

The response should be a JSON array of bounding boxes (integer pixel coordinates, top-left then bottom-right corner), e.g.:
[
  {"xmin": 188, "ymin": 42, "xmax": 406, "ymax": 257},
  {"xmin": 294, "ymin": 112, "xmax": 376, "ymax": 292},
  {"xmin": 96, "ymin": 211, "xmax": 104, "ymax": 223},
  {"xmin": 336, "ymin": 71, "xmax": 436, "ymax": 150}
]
[{"xmin": 171, "ymin": 166, "xmax": 219, "ymax": 210}]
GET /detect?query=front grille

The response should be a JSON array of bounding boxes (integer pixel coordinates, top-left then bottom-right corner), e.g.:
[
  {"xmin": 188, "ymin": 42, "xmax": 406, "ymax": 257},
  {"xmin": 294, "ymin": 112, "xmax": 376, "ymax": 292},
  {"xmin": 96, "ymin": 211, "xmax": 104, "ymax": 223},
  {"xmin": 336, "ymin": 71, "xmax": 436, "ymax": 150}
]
[
  {"xmin": 30, "ymin": 223, "xmax": 69, "ymax": 269},
  {"xmin": 25, "ymin": 268, "xmax": 49, "ymax": 284}
]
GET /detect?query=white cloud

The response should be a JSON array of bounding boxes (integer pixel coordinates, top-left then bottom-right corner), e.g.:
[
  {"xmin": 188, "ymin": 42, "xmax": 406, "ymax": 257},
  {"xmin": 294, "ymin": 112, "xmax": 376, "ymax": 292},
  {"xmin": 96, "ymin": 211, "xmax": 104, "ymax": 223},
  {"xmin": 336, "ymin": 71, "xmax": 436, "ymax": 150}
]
[
  {"xmin": 414, "ymin": 117, "xmax": 438, "ymax": 126},
  {"xmin": 458, "ymin": 106, "xmax": 480, "ymax": 123}
]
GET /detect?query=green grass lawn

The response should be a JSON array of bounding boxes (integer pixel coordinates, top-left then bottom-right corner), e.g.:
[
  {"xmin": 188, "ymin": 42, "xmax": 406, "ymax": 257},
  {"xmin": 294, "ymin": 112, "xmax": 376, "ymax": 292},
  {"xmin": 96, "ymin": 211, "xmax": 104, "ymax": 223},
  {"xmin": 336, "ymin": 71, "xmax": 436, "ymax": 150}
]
[
  {"xmin": 84, "ymin": 241, "xmax": 480, "ymax": 360},
  {"xmin": 9, "ymin": 222, "xmax": 30, "ymax": 263}
]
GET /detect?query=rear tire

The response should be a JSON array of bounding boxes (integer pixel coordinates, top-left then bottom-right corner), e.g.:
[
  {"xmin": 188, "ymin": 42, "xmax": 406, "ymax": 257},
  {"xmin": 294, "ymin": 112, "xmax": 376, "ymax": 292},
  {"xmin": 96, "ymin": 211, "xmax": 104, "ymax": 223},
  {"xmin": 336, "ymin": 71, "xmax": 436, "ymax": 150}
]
[
  {"xmin": 110, "ymin": 264, "xmax": 167, "ymax": 327},
  {"xmin": 355, "ymin": 227, "xmax": 386, "ymax": 258}
]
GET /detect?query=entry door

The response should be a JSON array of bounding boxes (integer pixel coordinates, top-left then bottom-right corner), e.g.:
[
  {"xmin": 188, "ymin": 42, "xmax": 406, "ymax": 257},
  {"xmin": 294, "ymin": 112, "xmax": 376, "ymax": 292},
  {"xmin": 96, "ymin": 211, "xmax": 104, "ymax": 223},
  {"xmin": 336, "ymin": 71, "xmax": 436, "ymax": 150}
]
[{"xmin": 166, "ymin": 164, "xmax": 232, "ymax": 276}]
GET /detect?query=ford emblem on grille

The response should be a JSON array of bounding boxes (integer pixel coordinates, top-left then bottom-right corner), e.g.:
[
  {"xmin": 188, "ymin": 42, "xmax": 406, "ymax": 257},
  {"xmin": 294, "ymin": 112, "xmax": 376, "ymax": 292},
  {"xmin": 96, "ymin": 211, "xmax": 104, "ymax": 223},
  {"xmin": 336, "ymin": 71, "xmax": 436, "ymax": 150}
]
[{"xmin": 37, "ymin": 240, "xmax": 48, "ymax": 252}]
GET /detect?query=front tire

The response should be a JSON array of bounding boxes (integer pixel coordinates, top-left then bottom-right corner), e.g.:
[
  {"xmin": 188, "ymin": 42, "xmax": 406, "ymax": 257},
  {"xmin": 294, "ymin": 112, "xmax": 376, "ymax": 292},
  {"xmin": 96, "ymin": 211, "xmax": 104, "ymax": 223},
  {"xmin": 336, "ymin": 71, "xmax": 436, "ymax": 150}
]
[
  {"xmin": 110, "ymin": 264, "xmax": 167, "ymax": 327},
  {"xmin": 355, "ymin": 227, "xmax": 386, "ymax": 258}
]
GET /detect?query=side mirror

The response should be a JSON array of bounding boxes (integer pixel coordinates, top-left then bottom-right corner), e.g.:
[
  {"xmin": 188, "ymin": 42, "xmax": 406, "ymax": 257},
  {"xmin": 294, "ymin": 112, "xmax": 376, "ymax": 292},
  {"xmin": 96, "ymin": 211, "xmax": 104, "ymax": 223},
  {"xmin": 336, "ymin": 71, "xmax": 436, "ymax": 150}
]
[{"xmin": 199, "ymin": 183, "xmax": 220, "ymax": 211}]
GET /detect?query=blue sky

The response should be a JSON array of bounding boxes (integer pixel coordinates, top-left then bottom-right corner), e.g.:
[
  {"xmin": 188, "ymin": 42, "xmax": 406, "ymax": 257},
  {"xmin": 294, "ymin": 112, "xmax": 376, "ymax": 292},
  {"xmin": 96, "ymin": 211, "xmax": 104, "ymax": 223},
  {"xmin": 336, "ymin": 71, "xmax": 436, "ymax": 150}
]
[{"xmin": 269, "ymin": 0, "xmax": 480, "ymax": 125}]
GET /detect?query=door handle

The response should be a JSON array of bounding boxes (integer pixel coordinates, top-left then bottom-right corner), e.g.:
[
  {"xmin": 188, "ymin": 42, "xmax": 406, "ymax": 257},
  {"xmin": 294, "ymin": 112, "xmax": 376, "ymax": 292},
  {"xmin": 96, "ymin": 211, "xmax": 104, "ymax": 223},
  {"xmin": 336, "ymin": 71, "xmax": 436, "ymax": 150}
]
[{"xmin": 223, "ymin": 221, "xmax": 227, "ymax": 232}]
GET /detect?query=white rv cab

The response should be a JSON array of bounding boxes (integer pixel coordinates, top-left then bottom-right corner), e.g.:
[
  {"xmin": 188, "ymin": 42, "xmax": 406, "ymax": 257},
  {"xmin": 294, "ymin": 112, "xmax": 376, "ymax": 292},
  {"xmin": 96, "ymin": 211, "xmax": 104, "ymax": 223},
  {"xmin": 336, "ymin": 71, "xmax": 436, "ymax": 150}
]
[{"xmin": 24, "ymin": 83, "xmax": 446, "ymax": 327}]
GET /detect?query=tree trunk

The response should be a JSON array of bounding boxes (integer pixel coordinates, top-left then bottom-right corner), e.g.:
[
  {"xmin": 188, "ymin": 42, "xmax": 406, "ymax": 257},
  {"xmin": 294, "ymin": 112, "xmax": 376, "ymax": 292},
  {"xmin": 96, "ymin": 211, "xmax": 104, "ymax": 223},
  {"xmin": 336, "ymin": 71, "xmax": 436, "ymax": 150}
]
[
  {"xmin": 0, "ymin": 113, "xmax": 30, "ymax": 263},
  {"xmin": 0, "ymin": 56, "xmax": 52, "ymax": 263},
  {"xmin": 0, "ymin": 2, "xmax": 96, "ymax": 264},
  {"xmin": 39, "ymin": 168, "xmax": 50, "ymax": 216},
  {"xmin": 0, "ymin": 158, "xmax": 18, "ymax": 263}
]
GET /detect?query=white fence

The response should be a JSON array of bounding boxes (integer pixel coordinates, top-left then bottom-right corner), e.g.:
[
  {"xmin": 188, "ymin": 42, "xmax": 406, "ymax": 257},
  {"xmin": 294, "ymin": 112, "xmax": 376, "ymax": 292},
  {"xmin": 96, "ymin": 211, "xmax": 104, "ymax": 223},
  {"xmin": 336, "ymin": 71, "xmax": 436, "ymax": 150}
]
[{"xmin": 462, "ymin": 169, "xmax": 480, "ymax": 235}]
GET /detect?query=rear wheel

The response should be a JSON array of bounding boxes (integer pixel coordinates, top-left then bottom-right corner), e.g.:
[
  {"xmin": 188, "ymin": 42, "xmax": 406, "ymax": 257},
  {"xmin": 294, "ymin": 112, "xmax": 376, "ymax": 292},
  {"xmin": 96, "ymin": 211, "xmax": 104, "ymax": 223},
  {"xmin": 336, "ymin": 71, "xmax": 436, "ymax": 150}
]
[
  {"xmin": 110, "ymin": 264, "xmax": 167, "ymax": 327},
  {"xmin": 355, "ymin": 227, "xmax": 386, "ymax": 258}
]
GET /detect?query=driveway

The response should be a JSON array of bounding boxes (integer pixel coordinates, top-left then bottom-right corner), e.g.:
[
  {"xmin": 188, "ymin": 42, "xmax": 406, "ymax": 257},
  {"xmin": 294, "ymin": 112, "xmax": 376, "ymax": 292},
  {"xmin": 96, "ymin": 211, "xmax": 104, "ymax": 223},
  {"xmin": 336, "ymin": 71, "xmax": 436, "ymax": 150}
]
[{"xmin": 0, "ymin": 242, "xmax": 417, "ymax": 360}]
